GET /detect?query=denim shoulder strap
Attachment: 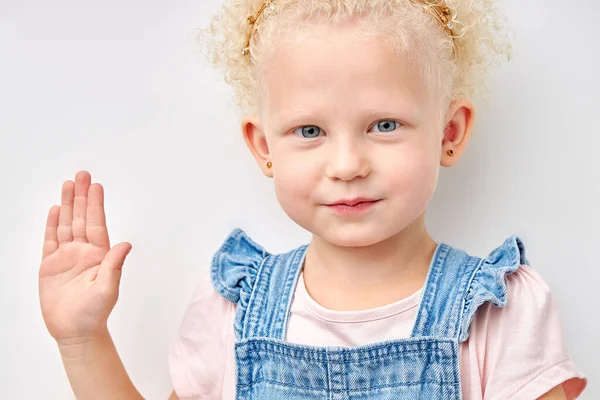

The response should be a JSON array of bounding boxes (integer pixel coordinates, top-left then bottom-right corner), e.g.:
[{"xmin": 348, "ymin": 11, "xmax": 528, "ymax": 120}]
[
  {"xmin": 241, "ymin": 243, "xmax": 309, "ymax": 340},
  {"xmin": 411, "ymin": 236, "xmax": 529, "ymax": 342}
]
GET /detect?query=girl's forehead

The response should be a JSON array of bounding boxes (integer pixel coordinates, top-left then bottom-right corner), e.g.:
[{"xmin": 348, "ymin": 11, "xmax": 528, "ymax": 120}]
[{"xmin": 259, "ymin": 26, "xmax": 434, "ymax": 123}]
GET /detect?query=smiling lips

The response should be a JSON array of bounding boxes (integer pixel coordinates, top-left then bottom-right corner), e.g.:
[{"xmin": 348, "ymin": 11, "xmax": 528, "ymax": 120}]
[
  {"xmin": 327, "ymin": 197, "xmax": 380, "ymax": 206},
  {"xmin": 324, "ymin": 197, "xmax": 382, "ymax": 216}
]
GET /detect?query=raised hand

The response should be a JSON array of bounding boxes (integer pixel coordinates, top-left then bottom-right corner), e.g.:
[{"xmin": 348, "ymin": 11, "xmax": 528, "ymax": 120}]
[{"xmin": 39, "ymin": 171, "xmax": 132, "ymax": 345}]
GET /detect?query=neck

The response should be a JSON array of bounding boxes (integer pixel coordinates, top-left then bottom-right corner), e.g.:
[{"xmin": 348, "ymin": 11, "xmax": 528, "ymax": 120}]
[{"xmin": 302, "ymin": 213, "xmax": 438, "ymax": 311}]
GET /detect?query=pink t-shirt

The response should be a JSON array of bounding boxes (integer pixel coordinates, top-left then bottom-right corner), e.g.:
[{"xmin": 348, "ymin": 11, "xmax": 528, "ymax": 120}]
[{"xmin": 168, "ymin": 264, "xmax": 587, "ymax": 399}]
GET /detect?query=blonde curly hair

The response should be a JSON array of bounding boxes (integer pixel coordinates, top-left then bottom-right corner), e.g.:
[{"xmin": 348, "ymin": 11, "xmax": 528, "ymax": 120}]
[{"xmin": 194, "ymin": 0, "xmax": 512, "ymax": 126}]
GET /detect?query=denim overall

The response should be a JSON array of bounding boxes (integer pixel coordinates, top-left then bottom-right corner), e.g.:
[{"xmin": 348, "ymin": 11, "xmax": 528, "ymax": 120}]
[{"xmin": 211, "ymin": 228, "xmax": 529, "ymax": 400}]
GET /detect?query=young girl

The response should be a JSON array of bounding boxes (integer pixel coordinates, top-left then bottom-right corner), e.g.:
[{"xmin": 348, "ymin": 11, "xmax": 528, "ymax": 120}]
[{"xmin": 39, "ymin": 0, "xmax": 588, "ymax": 399}]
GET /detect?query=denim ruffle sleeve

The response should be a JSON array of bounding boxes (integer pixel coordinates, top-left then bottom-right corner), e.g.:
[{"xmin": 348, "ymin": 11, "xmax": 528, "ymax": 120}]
[
  {"xmin": 458, "ymin": 235, "xmax": 530, "ymax": 342},
  {"xmin": 210, "ymin": 228, "xmax": 270, "ymax": 339}
]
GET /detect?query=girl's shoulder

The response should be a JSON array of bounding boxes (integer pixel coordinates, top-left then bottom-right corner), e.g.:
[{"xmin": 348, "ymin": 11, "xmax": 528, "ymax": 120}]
[
  {"xmin": 458, "ymin": 234, "xmax": 529, "ymax": 342},
  {"xmin": 210, "ymin": 228, "xmax": 270, "ymax": 305},
  {"xmin": 466, "ymin": 262, "xmax": 588, "ymax": 399},
  {"xmin": 168, "ymin": 267, "xmax": 236, "ymax": 399},
  {"xmin": 452, "ymin": 236, "xmax": 587, "ymax": 399}
]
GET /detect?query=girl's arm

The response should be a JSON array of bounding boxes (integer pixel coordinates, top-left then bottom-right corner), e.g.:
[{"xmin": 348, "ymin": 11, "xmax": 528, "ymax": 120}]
[
  {"xmin": 539, "ymin": 385, "xmax": 567, "ymax": 400},
  {"xmin": 57, "ymin": 328, "xmax": 144, "ymax": 400},
  {"xmin": 39, "ymin": 171, "xmax": 141, "ymax": 399}
]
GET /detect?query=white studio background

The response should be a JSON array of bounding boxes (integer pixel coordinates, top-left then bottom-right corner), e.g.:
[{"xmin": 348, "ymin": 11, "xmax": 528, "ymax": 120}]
[{"xmin": 1, "ymin": 0, "xmax": 597, "ymax": 398}]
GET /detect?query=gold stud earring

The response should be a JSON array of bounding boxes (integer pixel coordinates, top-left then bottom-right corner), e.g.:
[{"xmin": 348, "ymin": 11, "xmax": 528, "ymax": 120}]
[
  {"xmin": 267, "ymin": 161, "xmax": 272, "ymax": 168},
  {"xmin": 447, "ymin": 149, "xmax": 454, "ymax": 156}
]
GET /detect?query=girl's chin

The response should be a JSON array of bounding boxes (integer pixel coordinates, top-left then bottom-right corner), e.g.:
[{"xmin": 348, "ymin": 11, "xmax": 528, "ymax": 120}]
[{"xmin": 313, "ymin": 228, "xmax": 393, "ymax": 248}]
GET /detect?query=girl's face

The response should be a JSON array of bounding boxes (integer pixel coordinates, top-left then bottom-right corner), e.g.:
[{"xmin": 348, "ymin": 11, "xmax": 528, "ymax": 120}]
[{"xmin": 246, "ymin": 23, "xmax": 465, "ymax": 248}]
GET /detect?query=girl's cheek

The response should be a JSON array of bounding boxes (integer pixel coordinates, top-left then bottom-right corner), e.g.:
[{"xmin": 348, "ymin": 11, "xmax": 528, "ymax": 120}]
[{"xmin": 390, "ymin": 151, "xmax": 438, "ymax": 194}]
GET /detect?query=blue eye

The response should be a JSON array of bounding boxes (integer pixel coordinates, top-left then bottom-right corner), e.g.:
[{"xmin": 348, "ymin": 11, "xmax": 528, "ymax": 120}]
[
  {"xmin": 371, "ymin": 120, "xmax": 400, "ymax": 133},
  {"xmin": 294, "ymin": 125, "xmax": 322, "ymax": 139}
]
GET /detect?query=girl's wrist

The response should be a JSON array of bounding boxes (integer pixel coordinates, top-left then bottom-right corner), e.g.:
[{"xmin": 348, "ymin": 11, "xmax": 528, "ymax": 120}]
[
  {"xmin": 56, "ymin": 327, "xmax": 112, "ymax": 360},
  {"xmin": 56, "ymin": 327, "xmax": 144, "ymax": 400}
]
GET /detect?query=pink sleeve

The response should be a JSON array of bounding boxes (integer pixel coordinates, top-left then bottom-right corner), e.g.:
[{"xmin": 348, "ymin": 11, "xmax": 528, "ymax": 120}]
[
  {"xmin": 463, "ymin": 264, "xmax": 587, "ymax": 400},
  {"xmin": 167, "ymin": 269, "xmax": 236, "ymax": 400}
]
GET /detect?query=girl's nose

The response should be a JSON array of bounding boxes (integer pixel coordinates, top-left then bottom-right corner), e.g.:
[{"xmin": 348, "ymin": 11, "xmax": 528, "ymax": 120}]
[{"xmin": 324, "ymin": 136, "xmax": 370, "ymax": 181}]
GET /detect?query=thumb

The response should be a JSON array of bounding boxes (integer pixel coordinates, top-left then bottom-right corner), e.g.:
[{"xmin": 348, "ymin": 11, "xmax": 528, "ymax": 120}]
[{"xmin": 96, "ymin": 242, "xmax": 133, "ymax": 294}]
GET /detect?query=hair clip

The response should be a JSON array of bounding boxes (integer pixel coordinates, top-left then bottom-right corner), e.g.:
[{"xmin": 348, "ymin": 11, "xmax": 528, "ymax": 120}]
[
  {"xmin": 242, "ymin": 0, "xmax": 277, "ymax": 56},
  {"xmin": 409, "ymin": 0, "xmax": 465, "ymax": 39},
  {"xmin": 408, "ymin": 0, "xmax": 465, "ymax": 58}
]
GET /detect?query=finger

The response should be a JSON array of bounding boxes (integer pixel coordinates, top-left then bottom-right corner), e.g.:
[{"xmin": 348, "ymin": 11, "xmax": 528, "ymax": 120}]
[
  {"xmin": 96, "ymin": 242, "xmax": 132, "ymax": 297},
  {"xmin": 87, "ymin": 183, "xmax": 110, "ymax": 249},
  {"xmin": 57, "ymin": 180, "xmax": 74, "ymax": 244},
  {"xmin": 73, "ymin": 171, "xmax": 91, "ymax": 243},
  {"xmin": 42, "ymin": 205, "xmax": 60, "ymax": 260}
]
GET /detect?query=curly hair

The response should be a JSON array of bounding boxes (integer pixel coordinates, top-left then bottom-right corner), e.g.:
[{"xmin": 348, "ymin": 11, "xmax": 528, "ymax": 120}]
[{"xmin": 193, "ymin": 0, "xmax": 512, "ymax": 127}]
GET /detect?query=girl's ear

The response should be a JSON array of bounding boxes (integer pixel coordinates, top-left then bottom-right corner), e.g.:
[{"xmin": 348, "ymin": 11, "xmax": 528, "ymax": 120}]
[
  {"xmin": 241, "ymin": 115, "xmax": 273, "ymax": 178},
  {"xmin": 440, "ymin": 98, "xmax": 476, "ymax": 167}
]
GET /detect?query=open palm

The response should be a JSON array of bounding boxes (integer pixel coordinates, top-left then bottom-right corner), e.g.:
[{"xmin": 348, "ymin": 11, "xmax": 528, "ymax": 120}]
[{"xmin": 39, "ymin": 171, "xmax": 132, "ymax": 344}]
